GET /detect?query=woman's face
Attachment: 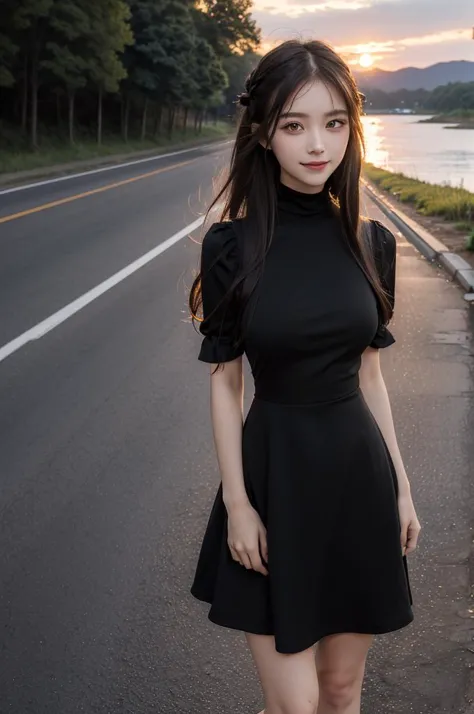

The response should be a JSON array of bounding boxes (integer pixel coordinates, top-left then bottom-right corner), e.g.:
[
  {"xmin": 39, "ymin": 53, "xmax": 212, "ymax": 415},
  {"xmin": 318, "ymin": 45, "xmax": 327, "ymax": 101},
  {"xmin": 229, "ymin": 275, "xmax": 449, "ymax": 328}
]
[{"xmin": 264, "ymin": 80, "xmax": 351, "ymax": 194}]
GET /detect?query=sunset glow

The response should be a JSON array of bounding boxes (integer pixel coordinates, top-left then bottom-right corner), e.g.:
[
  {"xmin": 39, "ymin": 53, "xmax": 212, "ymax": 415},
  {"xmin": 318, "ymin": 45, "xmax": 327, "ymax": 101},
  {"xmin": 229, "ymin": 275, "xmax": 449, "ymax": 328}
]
[
  {"xmin": 359, "ymin": 53, "xmax": 373, "ymax": 68},
  {"xmin": 251, "ymin": 0, "xmax": 472, "ymax": 71}
]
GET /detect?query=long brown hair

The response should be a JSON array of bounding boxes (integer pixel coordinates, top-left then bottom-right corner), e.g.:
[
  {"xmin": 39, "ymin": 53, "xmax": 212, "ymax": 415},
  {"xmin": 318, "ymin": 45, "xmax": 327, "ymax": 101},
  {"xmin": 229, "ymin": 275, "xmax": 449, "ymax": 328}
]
[{"xmin": 189, "ymin": 39, "xmax": 392, "ymax": 367}]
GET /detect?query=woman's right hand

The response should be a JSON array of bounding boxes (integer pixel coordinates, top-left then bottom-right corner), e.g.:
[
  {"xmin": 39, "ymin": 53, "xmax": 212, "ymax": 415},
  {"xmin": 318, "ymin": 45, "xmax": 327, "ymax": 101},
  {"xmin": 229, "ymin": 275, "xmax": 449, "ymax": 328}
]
[{"xmin": 226, "ymin": 502, "xmax": 269, "ymax": 576}]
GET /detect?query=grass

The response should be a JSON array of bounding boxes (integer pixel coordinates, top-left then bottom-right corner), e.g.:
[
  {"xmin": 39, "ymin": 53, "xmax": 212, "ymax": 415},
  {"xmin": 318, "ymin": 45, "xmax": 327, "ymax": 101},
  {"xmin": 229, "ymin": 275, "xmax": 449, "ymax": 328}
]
[
  {"xmin": 0, "ymin": 121, "xmax": 235, "ymax": 175},
  {"xmin": 363, "ymin": 162, "xmax": 474, "ymax": 251}
]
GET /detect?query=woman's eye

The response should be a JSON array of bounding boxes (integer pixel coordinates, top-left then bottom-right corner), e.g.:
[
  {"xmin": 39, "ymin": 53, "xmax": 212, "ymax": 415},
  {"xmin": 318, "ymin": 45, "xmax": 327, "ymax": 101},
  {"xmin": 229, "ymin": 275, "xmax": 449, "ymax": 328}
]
[
  {"xmin": 327, "ymin": 119, "xmax": 346, "ymax": 129},
  {"xmin": 282, "ymin": 122, "xmax": 302, "ymax": 132}
]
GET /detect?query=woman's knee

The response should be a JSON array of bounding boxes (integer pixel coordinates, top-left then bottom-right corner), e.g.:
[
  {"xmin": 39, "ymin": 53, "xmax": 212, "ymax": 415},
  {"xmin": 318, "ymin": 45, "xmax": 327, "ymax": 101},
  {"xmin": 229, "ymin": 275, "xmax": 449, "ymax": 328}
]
[
  {"xmin": 315, "ymin": 632, "xmax": 371, "ymax": 709},
  {"xmin": 318, "ymin": 669, "xmax": 361, "ymax": 709}
]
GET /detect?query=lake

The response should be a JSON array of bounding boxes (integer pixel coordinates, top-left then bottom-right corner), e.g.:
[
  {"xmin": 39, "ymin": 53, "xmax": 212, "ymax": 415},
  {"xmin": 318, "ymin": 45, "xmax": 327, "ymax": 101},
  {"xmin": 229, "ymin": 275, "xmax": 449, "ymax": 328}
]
[{"xmin": 361, "ymin": 114, "xmax": 474, "ymax": 193}]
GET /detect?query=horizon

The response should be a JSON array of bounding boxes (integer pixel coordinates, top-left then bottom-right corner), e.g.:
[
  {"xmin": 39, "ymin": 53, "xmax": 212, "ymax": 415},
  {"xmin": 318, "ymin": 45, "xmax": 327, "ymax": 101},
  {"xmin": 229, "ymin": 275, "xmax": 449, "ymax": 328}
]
[
  {"xmin": 354, "ymin": 58, "xmax": 472, "ymax": 74},
  {"xmin": 252, "ymin": 0, "xmax": 474, "ymax": 71}
]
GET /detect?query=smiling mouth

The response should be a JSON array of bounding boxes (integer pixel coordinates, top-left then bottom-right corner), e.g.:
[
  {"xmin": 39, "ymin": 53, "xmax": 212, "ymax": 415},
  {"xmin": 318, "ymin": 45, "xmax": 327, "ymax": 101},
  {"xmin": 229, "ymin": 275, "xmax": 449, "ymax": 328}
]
[{"xmin": 301, "ymin": 161, "xmax": 329, "ymax": 167}]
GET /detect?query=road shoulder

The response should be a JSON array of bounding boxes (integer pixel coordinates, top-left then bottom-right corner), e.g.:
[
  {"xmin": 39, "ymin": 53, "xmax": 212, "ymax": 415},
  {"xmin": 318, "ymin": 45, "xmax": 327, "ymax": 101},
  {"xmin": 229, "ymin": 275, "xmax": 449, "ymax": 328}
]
[{"xmin": 363, "ymin": 179, "xmax": 474, "ymax": 295}]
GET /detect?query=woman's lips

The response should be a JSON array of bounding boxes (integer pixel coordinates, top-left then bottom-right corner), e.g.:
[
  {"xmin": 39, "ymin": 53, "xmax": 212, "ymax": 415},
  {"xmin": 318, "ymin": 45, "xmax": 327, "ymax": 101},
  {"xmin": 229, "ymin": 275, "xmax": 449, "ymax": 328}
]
[{"xmin": 301, "ymin": 161, "xmax": 329, "ymax": 171}]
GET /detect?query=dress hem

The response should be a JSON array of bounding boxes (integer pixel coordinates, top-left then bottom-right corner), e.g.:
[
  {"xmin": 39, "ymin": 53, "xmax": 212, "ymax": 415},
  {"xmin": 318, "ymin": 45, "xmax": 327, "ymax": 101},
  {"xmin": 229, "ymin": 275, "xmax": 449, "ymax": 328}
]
[{"xmin": 191, "ymin": 588, "xmax": 415, "ymax": 655}]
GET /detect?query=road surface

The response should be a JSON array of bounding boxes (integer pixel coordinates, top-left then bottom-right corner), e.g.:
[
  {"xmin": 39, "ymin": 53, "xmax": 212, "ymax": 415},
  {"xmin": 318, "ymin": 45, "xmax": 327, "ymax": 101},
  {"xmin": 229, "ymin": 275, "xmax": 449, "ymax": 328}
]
[{"xmin": 0, "ymin": 143, "xmax": 473, "ymax": 713}]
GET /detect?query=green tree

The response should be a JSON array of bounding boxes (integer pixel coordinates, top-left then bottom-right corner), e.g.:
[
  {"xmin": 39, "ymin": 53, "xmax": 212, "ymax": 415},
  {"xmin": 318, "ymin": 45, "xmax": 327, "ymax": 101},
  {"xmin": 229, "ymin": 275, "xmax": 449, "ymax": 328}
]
[
  {"xmin": 0, "ymin": 1, "xmax": 19, "ymax": 88},
  {"xmin": 42, "ymin": 1, "xmax": 92, "ymax": 144},
  {"xmin": 122, "ymin": 0, "xmax": 161, "ymax": 141},
  {"xmin": 186, "ymin": 35, "xmax": 228, "ymax": 131},
  {"xmin": 123, "ymin": 0, "xmax": 198, "ymax": 140},
  {"xmin": 86, "ymin": 0, "xmax": 133, "ymax": 145},
  {"xmin": 12, "ymin": 0, "xmax": 54, "ymax": 147},
  {"xmin": 43, "ymin": 0, "xmax": 132, "ymax": 145},
  {"xmin": 192, "ymin": 0, "xmax": 260, "ymax": 58}
]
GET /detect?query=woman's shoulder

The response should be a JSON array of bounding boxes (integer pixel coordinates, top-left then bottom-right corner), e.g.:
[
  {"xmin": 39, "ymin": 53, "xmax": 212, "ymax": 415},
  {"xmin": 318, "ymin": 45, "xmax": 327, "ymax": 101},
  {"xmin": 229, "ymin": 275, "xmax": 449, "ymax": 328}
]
[
  {"xmin": 202, "ymin": 220, "xmax": 238, "ymax": 250},
  {"xmin": 200, "ymin": 219, "xmax": 242, "ymax": 267},
  {"xmin": 367, "ymin": 218, "xmax": 396, "ymax": 250},
  {"xmin": 363, "ymin": 217, "xmax": 396, "ymax": 264}
]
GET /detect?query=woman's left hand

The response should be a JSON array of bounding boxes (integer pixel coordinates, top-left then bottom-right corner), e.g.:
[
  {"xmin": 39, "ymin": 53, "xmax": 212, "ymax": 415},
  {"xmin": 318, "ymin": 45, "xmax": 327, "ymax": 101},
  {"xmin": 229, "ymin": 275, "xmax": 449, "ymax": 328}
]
[{"xmin": 398, "ymin": 493, "xmax": 421, "ymax": 556}]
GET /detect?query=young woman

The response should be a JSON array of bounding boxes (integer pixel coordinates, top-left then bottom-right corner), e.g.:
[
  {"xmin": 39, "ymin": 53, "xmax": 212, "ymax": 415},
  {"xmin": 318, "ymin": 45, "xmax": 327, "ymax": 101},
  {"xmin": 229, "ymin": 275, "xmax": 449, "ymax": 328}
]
[{"xmin": 188, "ymin": 39, "xmax": 421, "ymax": 714}]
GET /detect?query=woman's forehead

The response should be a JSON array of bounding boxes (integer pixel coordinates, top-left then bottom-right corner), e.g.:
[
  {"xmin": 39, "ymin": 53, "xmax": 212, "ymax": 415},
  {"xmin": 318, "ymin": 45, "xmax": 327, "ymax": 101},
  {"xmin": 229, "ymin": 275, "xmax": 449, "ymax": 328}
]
[{"xmin": 283, "ymin": 80, "xmax": 347, "ymax": 116}]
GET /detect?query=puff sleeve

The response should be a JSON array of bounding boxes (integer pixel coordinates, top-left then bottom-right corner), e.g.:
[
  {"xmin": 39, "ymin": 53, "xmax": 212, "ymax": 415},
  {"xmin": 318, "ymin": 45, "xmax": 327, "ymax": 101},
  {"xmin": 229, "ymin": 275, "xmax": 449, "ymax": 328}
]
[
  {"xmin": 197, "ymin": 221, "xmax": 245, "ymax": 364},
  {"xmin": 369, "ymin": 220, "xmax": 397, "ymax": 349}
]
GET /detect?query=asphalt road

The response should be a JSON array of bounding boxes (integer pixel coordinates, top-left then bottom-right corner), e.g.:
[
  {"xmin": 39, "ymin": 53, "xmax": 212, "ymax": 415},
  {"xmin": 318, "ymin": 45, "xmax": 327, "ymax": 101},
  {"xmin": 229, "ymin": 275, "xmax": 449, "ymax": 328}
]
[{"xmin": 0, "ymin": 144, "xmax": 473, "ymax": 714}]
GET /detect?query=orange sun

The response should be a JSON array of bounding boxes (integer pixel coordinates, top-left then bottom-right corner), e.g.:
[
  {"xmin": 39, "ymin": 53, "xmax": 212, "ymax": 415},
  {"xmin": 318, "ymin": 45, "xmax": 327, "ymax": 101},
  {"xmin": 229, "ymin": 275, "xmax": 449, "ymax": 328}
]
[{"xmin": 359, "ymin": 53, "xmax": 374, "ymax": 68}]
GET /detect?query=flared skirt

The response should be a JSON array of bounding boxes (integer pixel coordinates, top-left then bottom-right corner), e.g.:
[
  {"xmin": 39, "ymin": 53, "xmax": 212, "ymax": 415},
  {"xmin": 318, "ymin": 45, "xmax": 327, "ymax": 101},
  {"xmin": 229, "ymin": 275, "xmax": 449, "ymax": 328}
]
[{"xmin": 190, "ymin": 388, "xmax": 414, "ymax": 654}]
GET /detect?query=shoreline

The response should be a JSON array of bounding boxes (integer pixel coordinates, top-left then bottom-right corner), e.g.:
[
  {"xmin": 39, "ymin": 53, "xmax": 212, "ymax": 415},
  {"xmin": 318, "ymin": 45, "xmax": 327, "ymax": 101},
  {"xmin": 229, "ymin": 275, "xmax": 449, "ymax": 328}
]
[{"xmin": 417, "ymin": 113, "xmax": 474, "ymax": 129}]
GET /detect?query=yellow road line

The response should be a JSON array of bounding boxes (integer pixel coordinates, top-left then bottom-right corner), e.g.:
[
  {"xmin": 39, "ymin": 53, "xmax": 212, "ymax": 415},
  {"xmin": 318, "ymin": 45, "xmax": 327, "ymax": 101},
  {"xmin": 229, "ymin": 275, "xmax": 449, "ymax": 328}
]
[{"xmin": 0, "ymin": 159, "xmax": 195, "ymax": 225}]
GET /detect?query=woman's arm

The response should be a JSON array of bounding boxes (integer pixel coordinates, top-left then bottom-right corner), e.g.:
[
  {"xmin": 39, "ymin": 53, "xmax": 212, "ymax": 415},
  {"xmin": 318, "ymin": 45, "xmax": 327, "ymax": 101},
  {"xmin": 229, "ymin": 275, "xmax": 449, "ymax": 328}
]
[
  {"xmin": 359, "ymin": 347, "xmax": 410, "ymax": 497},
  {"xmin": 208, "ymin": 357, "xmax": 250, "ymax": 511},
  {"xmin": 359, "ymin": 347, "xmax": 421, "ymax": 555},
  {"xmin": 208, "ymin": 358, "xmax": 269, "ymax": 574}
]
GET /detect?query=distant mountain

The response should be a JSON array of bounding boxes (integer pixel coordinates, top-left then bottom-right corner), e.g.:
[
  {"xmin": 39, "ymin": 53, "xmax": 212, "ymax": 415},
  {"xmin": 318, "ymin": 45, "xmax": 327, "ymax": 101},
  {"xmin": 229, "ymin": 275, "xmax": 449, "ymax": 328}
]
[{"xmin": 353, "ymin": 61, "xmax": 474, "ymax": 92}]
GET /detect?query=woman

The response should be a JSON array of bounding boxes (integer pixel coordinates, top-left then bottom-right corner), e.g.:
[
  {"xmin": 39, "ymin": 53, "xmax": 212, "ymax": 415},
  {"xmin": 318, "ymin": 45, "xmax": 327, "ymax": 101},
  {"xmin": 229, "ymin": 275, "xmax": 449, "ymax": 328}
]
[{"xmin": 188, "ymin": 39, "xmax": 421, "ymax": 714}]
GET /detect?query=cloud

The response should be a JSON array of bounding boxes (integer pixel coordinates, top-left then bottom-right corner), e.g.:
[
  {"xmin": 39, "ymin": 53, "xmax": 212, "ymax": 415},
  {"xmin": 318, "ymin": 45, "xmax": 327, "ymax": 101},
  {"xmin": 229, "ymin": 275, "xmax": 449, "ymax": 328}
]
[
  {"xmin": 341, "ymin": 29, "xmax": 472, "ymax": 68},
  {"xmin": 252, "ymin": 0, "xmax": 474, "ymax": 67},
  {"xmin": 253, "ymin": 0, "xmax": 471, "ymax": 40},
  {"xmin": 285, "ymin": 0, "xmax": 370, "ymax": 7},
  {"xmin": 339, "ymin": 28, "xmax": 471, "ymax": 57}
]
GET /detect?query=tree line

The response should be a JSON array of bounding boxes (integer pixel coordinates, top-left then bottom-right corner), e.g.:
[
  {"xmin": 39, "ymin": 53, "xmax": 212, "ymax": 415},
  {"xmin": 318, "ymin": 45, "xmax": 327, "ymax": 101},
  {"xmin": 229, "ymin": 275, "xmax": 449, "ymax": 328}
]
[
  {"xmin": 362, "ymin": 81, "xmax": 474, "ymax": 112},
  {"xmin": 0, "ymin": 0, "xmax": 261, "ymax": 149}
]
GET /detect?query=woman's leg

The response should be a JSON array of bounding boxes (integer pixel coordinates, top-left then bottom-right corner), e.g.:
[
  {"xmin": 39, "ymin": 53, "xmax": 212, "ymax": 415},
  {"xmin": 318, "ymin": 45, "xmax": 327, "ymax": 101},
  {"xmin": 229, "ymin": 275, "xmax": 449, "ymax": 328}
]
[
  {"xmin": 245, "ymin": 633, "xmax": 320, "ymax": 714},
  {"xmin": 315, "ymin": 633, "xmax": 373, "ymax": 714}
]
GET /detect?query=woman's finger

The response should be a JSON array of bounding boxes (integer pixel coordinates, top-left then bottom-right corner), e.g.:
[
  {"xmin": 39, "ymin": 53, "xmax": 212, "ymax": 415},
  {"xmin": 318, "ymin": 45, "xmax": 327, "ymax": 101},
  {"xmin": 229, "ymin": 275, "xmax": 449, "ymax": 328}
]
[
  {"xmin": 248, "ymin": 548, "xmax": 268, "ymax": 576},
  {"xmin": 240, "ymin": 552, "xmax": 252, "ymax": 569},
  {"xmin": 405, "ymin": 523, "xmax": 420, "ymax": 554},
  {"xmin": 259, "ymin": 529, "xmax": 269, "ymax": 566},
  {"xmin": 400, "ymin": 523, "xmax": 408, "ymax": 555},
  {"xmin": 229, "ymin": 544, "xmax": 243, "ymax": 565}
]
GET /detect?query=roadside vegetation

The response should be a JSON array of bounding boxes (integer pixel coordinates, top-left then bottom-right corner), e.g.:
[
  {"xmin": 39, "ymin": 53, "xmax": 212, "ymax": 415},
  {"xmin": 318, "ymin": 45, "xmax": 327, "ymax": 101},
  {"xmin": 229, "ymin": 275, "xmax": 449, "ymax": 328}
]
[
  {"xmin": 363, "ymin": 163, "xmax": 474, "ymax": 251},
  {"xmin": 0, "ymin": 121, "xmax": 234, "ymax": 174}
]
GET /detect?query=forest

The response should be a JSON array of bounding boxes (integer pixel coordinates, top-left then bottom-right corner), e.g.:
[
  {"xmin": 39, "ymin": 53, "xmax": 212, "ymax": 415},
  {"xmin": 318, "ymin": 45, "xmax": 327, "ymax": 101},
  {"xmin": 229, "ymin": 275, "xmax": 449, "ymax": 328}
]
[
  {"xmin": 0, "ymin": 0, "xmax": 261, "ymax": 151},
  {"xmin": 362, "ymin": 81, "xmax": 474, "ymax": 112}
]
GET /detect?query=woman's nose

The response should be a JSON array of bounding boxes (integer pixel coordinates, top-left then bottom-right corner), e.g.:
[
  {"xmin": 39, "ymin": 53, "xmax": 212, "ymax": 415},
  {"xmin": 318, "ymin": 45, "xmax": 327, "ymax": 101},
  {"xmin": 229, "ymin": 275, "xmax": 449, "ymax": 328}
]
[{"xmin": 307, "ymin": 131, "xmax": 325, "ymax": 154}]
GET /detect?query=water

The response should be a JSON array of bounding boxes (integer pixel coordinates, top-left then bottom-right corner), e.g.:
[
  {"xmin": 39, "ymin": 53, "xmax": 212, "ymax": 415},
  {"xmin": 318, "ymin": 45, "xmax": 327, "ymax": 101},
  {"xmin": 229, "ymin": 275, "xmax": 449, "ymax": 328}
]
[{"xmin": 361, "ymin": 114, "xmax": 474, "ymax": 193}]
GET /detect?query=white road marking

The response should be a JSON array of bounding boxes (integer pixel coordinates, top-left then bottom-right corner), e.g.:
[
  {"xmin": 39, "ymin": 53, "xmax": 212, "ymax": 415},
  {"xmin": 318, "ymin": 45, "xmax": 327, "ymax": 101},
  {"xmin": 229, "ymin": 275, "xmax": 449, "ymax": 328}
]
[
  {"xmin": 0, "ymin": 140, "xmax": 232, "ymax": 196},
  {"xmin": 0, "ymin": 215, "xmax": 207, "ymax": 364}
]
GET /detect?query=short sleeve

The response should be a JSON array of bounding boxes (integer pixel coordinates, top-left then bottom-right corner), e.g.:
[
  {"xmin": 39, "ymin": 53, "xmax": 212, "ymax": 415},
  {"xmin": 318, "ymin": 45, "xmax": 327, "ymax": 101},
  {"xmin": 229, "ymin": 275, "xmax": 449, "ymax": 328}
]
[
  {"xmin": 369, "ymin": 220, "xmax": 397, "ymax": 349},
  {"xmin": 197, "ymin": 221, "xmax": 245, "ymax": 364}
]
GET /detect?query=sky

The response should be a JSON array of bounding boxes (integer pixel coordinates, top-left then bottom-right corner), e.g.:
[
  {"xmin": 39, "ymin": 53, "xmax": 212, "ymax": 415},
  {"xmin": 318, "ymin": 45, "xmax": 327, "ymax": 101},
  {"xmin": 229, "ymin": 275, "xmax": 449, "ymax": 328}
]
[{"xmin": 251, "ymin": 0, "xmax": 474, "ymax": 70}]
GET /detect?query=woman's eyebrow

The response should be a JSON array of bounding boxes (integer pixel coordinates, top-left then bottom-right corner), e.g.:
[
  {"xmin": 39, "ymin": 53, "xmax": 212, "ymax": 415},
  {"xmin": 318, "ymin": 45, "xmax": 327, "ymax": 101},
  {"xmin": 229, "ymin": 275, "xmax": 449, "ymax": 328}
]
[
  {"xmin": 324, "ymin": 109, "xmax": 348, "ymax": 118},
  {"xmin": 279, "ymin": 109, "xmax": 348, "ymax": 119}
]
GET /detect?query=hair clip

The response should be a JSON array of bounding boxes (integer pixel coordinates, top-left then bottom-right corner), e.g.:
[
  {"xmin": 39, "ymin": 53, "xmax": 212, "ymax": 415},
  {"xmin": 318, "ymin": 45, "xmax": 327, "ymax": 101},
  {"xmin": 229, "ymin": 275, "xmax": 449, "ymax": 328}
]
[{"xmin": 238, "ymin": 91, "xmax": 251, "ymax": 107}]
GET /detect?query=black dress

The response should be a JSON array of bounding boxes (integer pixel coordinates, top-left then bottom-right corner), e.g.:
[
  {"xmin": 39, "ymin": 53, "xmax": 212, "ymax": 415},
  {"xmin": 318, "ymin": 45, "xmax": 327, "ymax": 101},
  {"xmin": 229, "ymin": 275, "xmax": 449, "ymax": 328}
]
[{"xmin": 190, "ymin": 181, "xmax": 414, "ymax": 655}]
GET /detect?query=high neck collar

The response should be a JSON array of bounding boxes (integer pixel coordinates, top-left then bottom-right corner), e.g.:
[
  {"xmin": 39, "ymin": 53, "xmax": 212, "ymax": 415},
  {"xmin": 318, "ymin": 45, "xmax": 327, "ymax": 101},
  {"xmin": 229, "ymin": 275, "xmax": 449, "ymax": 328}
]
[{"xmin": 277, "ymin": 181, "xmax": 332, "ymax": 217}]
